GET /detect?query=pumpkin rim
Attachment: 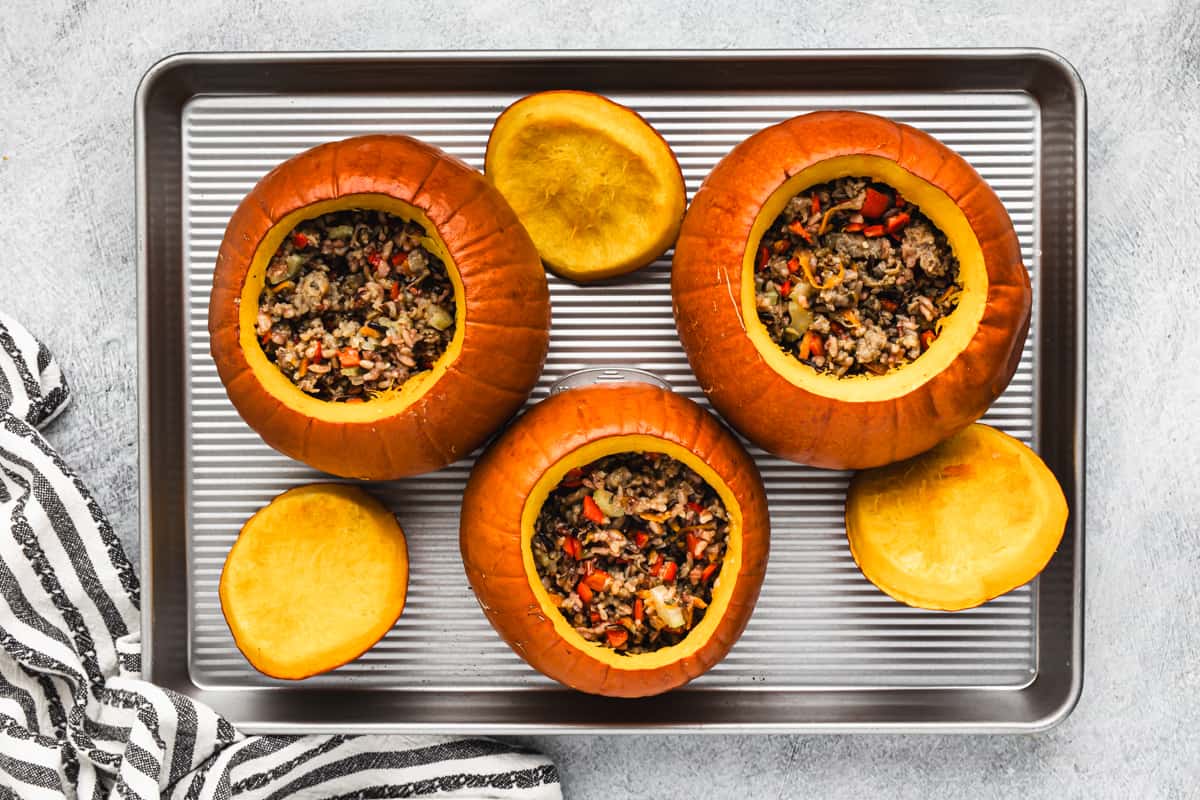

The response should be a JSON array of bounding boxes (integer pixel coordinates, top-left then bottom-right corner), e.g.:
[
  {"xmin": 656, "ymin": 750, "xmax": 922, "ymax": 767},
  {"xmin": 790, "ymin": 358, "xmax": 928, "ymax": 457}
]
[
  {"xmin": 738, "ymin": 154, "xmax": 988, "ymax": 401},
  {"xmin": 519, "ymin": 433, "xmax": 745, "ymax": 670},
  {"xmin": 484, "ymin": 89, "xmax": 687, "ymax": 281},
  {"xmin": 236, "ymin": 193, "xmax": 466, "ymax": 423}
]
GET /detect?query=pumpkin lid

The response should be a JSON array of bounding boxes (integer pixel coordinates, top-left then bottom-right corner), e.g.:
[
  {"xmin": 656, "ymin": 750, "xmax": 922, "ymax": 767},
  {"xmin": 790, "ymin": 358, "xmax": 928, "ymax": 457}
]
[
  {"xmin": 219, "ymin": 483, "xmax": 409, "ymax": 679},
  {"xmin": 845, "ymin": 423, "xmax": 1068, "ymax": 611}
]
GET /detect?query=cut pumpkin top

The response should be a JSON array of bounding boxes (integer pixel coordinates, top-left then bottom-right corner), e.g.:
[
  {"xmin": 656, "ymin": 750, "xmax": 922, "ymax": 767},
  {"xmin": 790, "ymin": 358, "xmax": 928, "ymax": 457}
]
[{"xmin": 485, "ymin": 91, "xmax": 686, "ymax": 281}]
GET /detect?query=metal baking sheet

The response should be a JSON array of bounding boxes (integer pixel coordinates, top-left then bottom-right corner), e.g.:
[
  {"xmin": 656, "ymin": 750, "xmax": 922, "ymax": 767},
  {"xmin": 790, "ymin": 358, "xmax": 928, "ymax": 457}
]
[{"xmin": 137, "ymin": 50, "xmax": 1084, "ymax": 733}]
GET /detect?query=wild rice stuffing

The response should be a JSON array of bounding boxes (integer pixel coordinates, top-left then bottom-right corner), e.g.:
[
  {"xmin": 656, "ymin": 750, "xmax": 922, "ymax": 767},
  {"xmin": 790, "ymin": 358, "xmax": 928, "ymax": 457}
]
[
  {"xmin": 256, "ymin": 209, "xmax": 456, "ymax": 401},
  {"xmin": 754, "ymin": 176, "xmax": 962, "ymax": 377},
  {"xmin": 533, "ymin": 452, "xmax": 730, "ymax": 655}
]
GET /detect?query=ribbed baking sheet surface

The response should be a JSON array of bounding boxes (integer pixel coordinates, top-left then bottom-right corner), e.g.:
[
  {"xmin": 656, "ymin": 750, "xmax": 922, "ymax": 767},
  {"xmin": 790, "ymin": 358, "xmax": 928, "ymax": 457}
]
[{"xmin": 184, "ymin": 91, "xmax": 1039, "ymax": 690}]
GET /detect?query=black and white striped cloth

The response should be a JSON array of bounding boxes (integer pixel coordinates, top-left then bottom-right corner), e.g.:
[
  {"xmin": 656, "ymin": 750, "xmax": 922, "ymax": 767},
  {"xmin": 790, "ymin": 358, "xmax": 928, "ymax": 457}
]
[{"xmin": 0, "ymin": 313, "xmax": 560, "ymax": 799}]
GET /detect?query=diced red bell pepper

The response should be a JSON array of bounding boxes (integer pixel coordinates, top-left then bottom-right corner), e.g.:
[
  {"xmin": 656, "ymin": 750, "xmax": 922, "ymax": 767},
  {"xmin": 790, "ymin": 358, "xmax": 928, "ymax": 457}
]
[
  {"xmin": 367, "ymin": 251, "xmax": 382, "ymax": 266},
  {"xmin": 633, "ymin": 531, "xmax": 649, "ymax": 549},
  {"xmin": 885, "ymin": 212, "xmax": 911, "ymax": 234},
  {"xmin": 811, "ymin": 192, "xmax": 821, "ymax": 215},
  {"xmin": 787, "ymin": 257, "xmax": 801, "ymax": 274},
  {"xmin": 843, "ymin": 222, "xmax": 865, "ymax": 233},
  {"xmin": 584, "ymin": 571, "xmax": 610, "ymax": 591},
  {"xmin": 589, "ymin": 609, "xmax": 601, "ymax": 624},
  {"xmin": 633, "ymin": 597, "xmax": 644, "ymax": 623},
  {"xmin": 562, "ymin": 536, "xmax": 582, "ymax": 560},
  {"xmin": 582, "ymin": 495, "xmax": 605, "ymax": 524},
  {"xmin": 862, "ymin": 225, "xmax": 887, "ymax": 238},
  {"xmin": 338, "ymin": 348, "xmax": 360, "ymax": 367},
  {"xmin": 921, "ymin": 330, "xmax": 937, "ymax": 351},
  {"xmin": 660, "ymin": 561, "xmax": 678, "ymax": 583},
  {"xmin": 701, "ymin": 563, "xmax": 718, "ymax": 583},
  {"xmin": 292, "ymin": 233, "xmax": 308, "ymax": 249},
  {"xmin": 688, "ymin": 534, "xmax": 707, "ymax": 559},
  {"xmin": 860, "ymin": 187, "xmax": 891, "ymax": 218},
  {"xmin": 757, "ymin": 246, "xmax": 770, "ymax": 270},
  {"xmin": 606, "ymin": 628, "xmax": 629, "ymax": 648},
  {"xmin": 311, "ymin": 342, "xmax": 322, "ymax": 363},
  {"xmin": 779, "ymin": 279, "xmax": 793, "ymax": 298},
  {"xmin": 576, "ymin": 581, "xmax": 594, "ymax": 604},
  {"xmin": 560, "ymin": 467, "xmax": 584, "ymax": 488},
  {"xmin": 390, "ymin": 251, "xmax": 408, "ymax": 267},
  {"xmin": 687, "ymin": 501, "xmax": 705, "ymax": 515}
]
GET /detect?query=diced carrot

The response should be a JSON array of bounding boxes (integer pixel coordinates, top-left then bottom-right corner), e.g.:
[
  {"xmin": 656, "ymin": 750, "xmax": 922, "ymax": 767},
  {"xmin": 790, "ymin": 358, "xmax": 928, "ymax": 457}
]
[
  {"xmin": 577, "ymin": 582, "xmax": 594, "ymax": 604},
  {"xmin": 606, "ymin": 628, "xmax": 629, "ymax": 648},
  {"xmin": 660, "ymin": 561, "xmax": 678, "ymax": 583},
  {"xmin": 863, "ymin": 225, "xmax": 887, "ymax": 238},
  {"xmin": 798, "ymin": 331, "xmax": 825, "ymax": 360},
  {"xmin": 584, "ymin": 571, "xmax": 610, "ymax": 591},
  {"xmin": 634, "ymin": 531, "xmax": 649, "ymax": 548},
  {"xmin": 701, "ymin": 563, "xmax": 718, "ymax": 583},
  {"xmin": 788, "ymin": 219, "xmax": 814, "ymax": 244}
]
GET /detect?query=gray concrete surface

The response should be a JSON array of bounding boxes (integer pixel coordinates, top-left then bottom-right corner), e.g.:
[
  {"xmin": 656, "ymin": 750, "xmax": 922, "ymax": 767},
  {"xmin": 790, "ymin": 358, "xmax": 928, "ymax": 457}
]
[{"xmin": 2, "ymin": 0, "xmax": 1198, "ymax": 796}]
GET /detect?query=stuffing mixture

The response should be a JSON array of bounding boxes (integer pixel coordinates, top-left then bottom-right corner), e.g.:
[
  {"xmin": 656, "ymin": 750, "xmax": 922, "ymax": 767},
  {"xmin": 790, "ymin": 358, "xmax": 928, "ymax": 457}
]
[
  {"xmin": 533, "ymin": 452, "xmax": 730, "ymax": 654},
  {"xmin": 754, "ymin": 177, "xmax": 961, "ymax": 376},
  {"xmin": 256, "ymin": 209, "xmax": 456, "ymax": 401}
]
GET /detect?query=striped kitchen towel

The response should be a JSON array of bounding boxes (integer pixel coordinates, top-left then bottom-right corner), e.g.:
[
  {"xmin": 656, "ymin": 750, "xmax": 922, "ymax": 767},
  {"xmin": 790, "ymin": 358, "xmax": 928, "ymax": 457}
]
[{"xmin": 0, "ymin": 312, "xmax": 560, "ymax": 799}]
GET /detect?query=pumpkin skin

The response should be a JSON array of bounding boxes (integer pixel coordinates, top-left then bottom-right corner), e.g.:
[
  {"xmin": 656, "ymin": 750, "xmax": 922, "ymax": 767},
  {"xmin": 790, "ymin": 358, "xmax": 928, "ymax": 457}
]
[
  {"xmin": 672, "ymin": 111, "xmax": 1031, "ymax": 469},
  {"xmin": 459, "ymin": 383, "xmax": 769, "ymax": 697},
  {"xmin": 209, "ymin": 135, "xmax": 551, "ymax": 479}
]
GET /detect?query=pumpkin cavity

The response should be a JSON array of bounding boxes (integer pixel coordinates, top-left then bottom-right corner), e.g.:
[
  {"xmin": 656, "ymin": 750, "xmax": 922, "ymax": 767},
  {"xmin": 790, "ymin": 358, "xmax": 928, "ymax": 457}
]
[
  {"xmin": 532, "ymin": 451, "xmax": 730, "ymax": 654},
  {"xmin": 753, "ymin": 176, "xmax": 962, "ymax": 377},
  {"xmin": 255, "ymin": 208, "xmax": 456, "ymax": 402}
]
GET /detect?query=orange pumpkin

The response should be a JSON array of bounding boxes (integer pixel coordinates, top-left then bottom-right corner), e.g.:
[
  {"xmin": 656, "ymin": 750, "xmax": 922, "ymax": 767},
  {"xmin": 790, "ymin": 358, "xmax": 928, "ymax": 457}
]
[
  {"xmin": 672, "ymin": 111, "xmax": 1031, "ymax": 469},
  {"xmin": 209, "ymin": 135, "xmax": 550, "ymax": 479},
  {"xmin": 459, "ymin": 383, "xmax": 769, "ymax": 697}
]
